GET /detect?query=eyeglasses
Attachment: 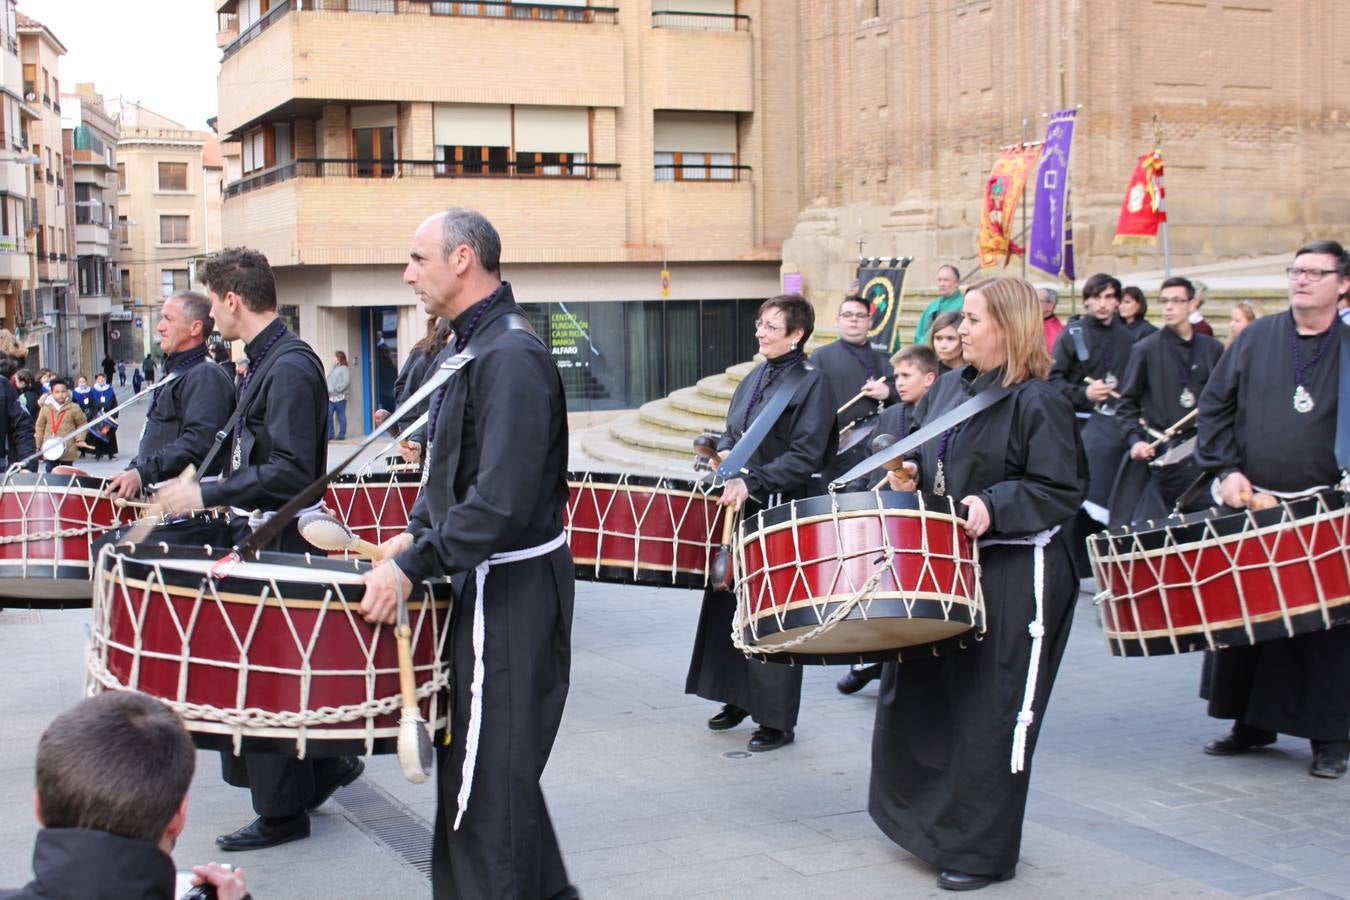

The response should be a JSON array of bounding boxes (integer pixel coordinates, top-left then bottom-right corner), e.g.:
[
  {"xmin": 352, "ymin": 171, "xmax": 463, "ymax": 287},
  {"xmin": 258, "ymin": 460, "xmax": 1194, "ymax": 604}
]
[
  {"xmin": 754, "ymin": 319, "xmax": 786, "ymax": 333},
  {"xmin": 1286, "ymin": 266, "xmax": 1339, "ymax": 282},
  {"xmin": 837, "ymin": 312, "xmax": 870, "ymax": 321}
]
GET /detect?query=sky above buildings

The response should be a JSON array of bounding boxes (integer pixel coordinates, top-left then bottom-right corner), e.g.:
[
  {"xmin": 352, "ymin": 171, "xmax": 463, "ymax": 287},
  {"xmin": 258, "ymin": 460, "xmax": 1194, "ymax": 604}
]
[{"xmin": 19, "ymin": 0, "xmax": 219, "ymax": 129}]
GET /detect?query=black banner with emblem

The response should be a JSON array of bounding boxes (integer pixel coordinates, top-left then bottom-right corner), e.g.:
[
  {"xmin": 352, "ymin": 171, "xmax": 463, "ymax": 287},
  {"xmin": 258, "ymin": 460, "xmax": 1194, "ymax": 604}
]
[{"xmin": 857, "ymin": 257, "xmax": 912, "ymax": 354}]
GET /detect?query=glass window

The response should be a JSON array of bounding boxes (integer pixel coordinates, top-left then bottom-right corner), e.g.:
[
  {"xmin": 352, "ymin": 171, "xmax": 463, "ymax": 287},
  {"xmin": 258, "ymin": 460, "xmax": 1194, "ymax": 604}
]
[
  {"xmin": 160, "ymin": 269, "xmax": 189, "ymax": 298},
  {"xmin": 117, "ymin": 162, "xmax": 126, "ymax": 192},
  {"xmin": 159, "ymin": 215, "xmax": 189, "ymax": 244},
  {"xmin": 158, "ymin": 161, "xmax": 188, "ymax": 191}
]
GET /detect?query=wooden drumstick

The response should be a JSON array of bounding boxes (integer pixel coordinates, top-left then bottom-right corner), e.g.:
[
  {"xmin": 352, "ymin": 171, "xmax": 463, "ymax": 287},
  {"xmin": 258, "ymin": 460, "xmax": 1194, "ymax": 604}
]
[
  {"xmin": 1082, "ymin": 376, "xmax": 1122, "ymax": 400},
  {"xmin": 113, "ymin": 497, "xmax": 155, "ymax": 510},
  {"xmin": 720, "ymin": 505, "xmax": 735, "ymax": 546},
  {"xmin": 836, "ymin": 387, "xmax": 869, "ymax": 415},
  {"xmin": 693, "ymin": 433, "xmax": 721, "ymax": 463},
  {"xmin": 121, "ymin": 464, "xmax": 195, "ymax": 545},
  {"xmin": 394, "ymin": 582, "xmax": 432, "ymax": 784},
  {"xmin": 1147, "ymin": 408, "xmax": 1199, "ymax": 449}
]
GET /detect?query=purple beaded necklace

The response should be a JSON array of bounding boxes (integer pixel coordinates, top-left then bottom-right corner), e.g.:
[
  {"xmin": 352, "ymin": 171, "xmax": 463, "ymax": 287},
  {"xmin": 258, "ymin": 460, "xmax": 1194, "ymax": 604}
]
[
  {"xmin": 1291, "ymin": 314, "xmax": 1337, "ymax": 413},
  {"xmin": 427, "ymin": 288, "xmax": 503, "ymax": 438},
  {"xmin": 233, "ymin": 326, "xmax": 285, "ymax": 442},
  {"xmin": 741, "ymin": 350, "xmax": 803, "ymax": 432}
]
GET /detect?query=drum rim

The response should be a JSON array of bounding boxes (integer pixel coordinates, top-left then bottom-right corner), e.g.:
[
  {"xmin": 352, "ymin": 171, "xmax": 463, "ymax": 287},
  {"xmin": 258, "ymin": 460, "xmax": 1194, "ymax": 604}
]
[
  {"xmin": 327, "ymin": 471, "xmax": 425, "ymax": 487},
  {"xmin": 567, "ymin": 469, "xmax": 713, "ymax": 496},
  {"xmin": 0, "ymin": 471, "xmax": 114, "ymax": 492},
  {"xmin": 743, "ymin": 491, "xmax": 965, "ymax": 538}
]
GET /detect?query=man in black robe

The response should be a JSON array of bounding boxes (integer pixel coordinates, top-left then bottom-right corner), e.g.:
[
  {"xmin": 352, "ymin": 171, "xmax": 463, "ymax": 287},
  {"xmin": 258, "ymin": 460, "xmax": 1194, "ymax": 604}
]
[
  {"xmin": 812, "ymin": 292, "xmax": 897, "ymax": 480},
  {"xmin": 1195, "ymin": 239, "xmax": 1350, "ymax": 779},
  {"xmin": 358, "ymin": 209, "xmax": 578, "ymax": 900},
  {"xmin": 1049, "ymin": 273, "xmax": 1134, "ymax": 562},
  {"xmin": 155, "ymin": 247, "xmax": 363, "ymax": 849},
  {"xmin": 686, "ymin": 294, "xmax": 837, "ymax": 752},
  {"xmin": 1109, "ymin": 277, "xmax": 1224, "ymax": 525},
  {"xmin": 107, "ymin": 291, "xmax": 235, "ymax": 501}
]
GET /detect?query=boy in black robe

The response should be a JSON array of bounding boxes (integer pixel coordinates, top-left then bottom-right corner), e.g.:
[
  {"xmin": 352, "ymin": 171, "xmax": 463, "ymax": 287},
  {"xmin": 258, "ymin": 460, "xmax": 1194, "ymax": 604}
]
[
  {"xmin": 155, "ymin": 248, "xmax": 362, "ymax": 851},
  {"xmin": 836, "ymin": 343, "xmax": 939, "ymax": 695},
  {"xmin": 1194, "ymin": 240, "xmax": 1350, "ymax": 779},
  {"xmin": 358, "ymin": 209, "xmax": 578, "ymax": 899},
  {"xmin": 686, "ymin": 293, "xmax": 837, "ymax": 752},
  {"xmin": 1110, "ymin": 276, "xmax": 1224, "ymax": 524}
]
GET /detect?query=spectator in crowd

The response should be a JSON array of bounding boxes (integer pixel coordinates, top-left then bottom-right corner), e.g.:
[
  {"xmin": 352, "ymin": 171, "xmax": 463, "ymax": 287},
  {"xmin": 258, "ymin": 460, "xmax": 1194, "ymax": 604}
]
[
  {"xmin": 327, "ymin": 350, "xmax": 351, "ymax": 440},
  {"xmin": 914, "ymin": 265, "xmax": 964, "ymax": 345},
  {"xmin": 928, "ymin": 311, "xmax": 964, "ymax": 372},
  {"xmin": 1119, "ymin": 286, "xmax": 1158, "ymax": 340},
  {"xmin": 1038, "ymin": 287, "xmax": 1065, "ymax": 355},
  {"xmin": 1228, "ymin": 299, "xmax": 1263, "ymax": 345},
  {"xmin": 0, "ymin": 691, "xmax": 251, "ymax": 900}
]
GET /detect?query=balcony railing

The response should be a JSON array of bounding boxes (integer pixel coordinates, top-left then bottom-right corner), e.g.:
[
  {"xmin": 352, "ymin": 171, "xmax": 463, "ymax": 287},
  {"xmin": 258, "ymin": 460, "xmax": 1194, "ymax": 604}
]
[
  {"xmin": 221, "ymin": 0, "xmax": 292, "ymax": 61},
  {"xmin": 651, "ymin": 10, "xmax": 749, "ymax": 31},
  {"xmin": 222, "ymin": 0, "xmax": 616, "ymax": 57},
  {"xmin": 653, "ymin": 164, "xmax": 752, "ymax": 182},
  {"xmin": 224, "ymin": 156, "xmax": 622, "ymax": 197}
]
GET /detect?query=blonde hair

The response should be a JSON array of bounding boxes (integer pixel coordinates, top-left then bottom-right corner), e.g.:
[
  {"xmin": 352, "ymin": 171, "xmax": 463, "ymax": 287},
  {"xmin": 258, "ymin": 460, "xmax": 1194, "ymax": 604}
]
[
  {"xmin": 1231, "ymin": 299, "xmax": 1263, "ymax": 324},
  {"xmin": 964, "ymin": 276, "xmax": 1050, "ymax": 385}
]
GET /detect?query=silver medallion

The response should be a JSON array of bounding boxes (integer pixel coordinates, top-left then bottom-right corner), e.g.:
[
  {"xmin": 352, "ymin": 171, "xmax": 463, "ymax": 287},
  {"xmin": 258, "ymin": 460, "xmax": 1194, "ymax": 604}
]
[
  {"xmin": 1179, "ymin": 388, "xmax": 1196, "ymax": 409},
  {"xmin": 231, "ymin": 439, "xmax": 242, "ymax": 472},
  {"xmin": 1293, "ymin": 384, "xmax": 1315, "ymax": 414},
  {"xmin": 933, "ymin": 459, "xmax": 947, "ymax": 497},
  {"xmin": 1104, "ymin": 373, "xmax": 1119, "ymax": 389}
]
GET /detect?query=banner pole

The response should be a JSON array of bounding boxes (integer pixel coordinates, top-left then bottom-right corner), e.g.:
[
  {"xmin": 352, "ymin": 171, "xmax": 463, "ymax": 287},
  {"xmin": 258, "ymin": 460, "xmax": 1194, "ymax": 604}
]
[{"xmin": 1154, "ymin": 114, "xmax": 1171, "ymax": 277}]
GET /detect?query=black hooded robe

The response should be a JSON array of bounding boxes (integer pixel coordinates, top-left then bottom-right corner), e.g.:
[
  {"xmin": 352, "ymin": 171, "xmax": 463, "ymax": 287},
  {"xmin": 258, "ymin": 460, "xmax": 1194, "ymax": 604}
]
[
  {"xmin": 684, "ymin": 353, "xmax": 837, "ymax": 732},
  {"xmin": 869, "ymin": 367, "xmax": 1085, "ymax": 877},
  {"xmin": 1194, "ymin": 311, "xmax": 1350, "ymax": 747},
  {"xmin": 392, "ymin": 286, "xmax": 578, "ymax": 900}
]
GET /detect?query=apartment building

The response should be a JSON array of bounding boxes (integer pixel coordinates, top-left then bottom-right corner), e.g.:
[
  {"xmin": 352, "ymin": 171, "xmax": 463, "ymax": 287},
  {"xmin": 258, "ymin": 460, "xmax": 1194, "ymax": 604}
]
[
  {"xmin": 0, "ymin": 0, "xmax": 35, "ymax": 344},
  {"xmin": 61, "ymin": 84, "xmax": 120, "ymax": 375},
  {"xmin": 115, "ymin": 101, "xmax": 222, "ymax": 361},
  {"xmin": 214, "ymin": 0, "xmax": 800, "ymax": 432},
  {"xmin": 17, "ymin": 10, "xmax": 66, "ymax": 368}
]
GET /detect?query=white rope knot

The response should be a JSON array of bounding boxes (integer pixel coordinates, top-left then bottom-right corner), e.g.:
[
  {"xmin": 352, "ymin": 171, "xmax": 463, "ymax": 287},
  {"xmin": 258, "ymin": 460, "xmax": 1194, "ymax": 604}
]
[
  {"xmin": 1027, "ymin": 622, "xmax": 1045, "ymax": 639},
  {"xmin": 1016, "ymin": 711, "xmax": 1035, "ymax": 726}
]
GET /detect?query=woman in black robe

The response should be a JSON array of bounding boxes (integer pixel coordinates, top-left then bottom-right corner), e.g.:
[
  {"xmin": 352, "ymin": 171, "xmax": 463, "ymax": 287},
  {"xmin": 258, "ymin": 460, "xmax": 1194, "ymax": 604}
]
[
  {"xmin": 685, "ymin": 293, "xmax": 837, "ymax": 752},
  {"xmin": 870, "ymin": 276, "xmax": 1085, "ymax": 891}
]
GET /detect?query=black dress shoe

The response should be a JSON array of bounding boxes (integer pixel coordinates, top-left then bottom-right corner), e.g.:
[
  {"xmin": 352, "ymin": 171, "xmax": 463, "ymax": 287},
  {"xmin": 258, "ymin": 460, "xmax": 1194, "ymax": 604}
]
[
  {"xmin": 307, "ymin": 757, "xmax": 365, "ymax": 810},
  {"xmin": 937, "ymin": 869, "xmax": 1014, "ymax": 891},
  {"xmin": 707, "ymin": 704, "xmax": 748, "ymax": 732},
  {"xmin": 216, "ymin": 814, "xmax": 310, "ymax": 851},
  {"xmin": 1203, "ymin": 730, "xmax": 1277, "ymax": 756},
  {"xmin": 1310, "ymin": 751, "xmax": 1348, "ymax": 779},
  {"xmin": 747, "ymin": 726, "xmax": 794, "ymax": 752},
  {"xmin": 836, "ymin": 664, "xmax": 881, "ymax": 695}
]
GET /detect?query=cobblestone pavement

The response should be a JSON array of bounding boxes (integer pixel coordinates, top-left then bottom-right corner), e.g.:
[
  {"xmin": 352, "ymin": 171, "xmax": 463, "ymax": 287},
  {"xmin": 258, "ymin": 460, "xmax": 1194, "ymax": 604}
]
[{"xmin": 1, "ymin": 401, "xmax": 1345, "ymax": 897}]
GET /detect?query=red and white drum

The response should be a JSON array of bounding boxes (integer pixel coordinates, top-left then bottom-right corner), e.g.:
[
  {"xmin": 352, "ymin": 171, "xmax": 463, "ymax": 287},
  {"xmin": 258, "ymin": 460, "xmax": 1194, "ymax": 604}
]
[
  {"xmin": 324, "ymin": 471, "xmax": 423, "ymax": 547},
  {"xmin": 1090, "ymin": 490, "xmax": 1350, "ymax": 657},
  {"xmin": 735, "ymin": 491, "xmax": 983, "ymax": 664},
  {"xmin": 566, "ymin": 470, "xmax": 725, "ymax": 589},
  {"xmin": 86, "ymin": 543, "xmax": 450, "ymax": 757},
  {"xmin": 0, "ymin": 470, "xmax": 131, "ymax": 603}
]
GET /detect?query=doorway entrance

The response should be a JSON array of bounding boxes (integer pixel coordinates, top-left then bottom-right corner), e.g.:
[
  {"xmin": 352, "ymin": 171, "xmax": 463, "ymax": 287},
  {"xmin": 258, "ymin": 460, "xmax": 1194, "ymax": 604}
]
[{"xmin": 362, "ymin": 306, "xmax": 401, "ymax": 433}]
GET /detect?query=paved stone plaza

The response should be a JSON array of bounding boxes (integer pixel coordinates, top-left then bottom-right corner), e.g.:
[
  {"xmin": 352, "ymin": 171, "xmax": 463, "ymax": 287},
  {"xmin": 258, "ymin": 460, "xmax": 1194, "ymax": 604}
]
[{"xmin": 0, "ymin": 407, "xmax": 1346, "ymax": 898}]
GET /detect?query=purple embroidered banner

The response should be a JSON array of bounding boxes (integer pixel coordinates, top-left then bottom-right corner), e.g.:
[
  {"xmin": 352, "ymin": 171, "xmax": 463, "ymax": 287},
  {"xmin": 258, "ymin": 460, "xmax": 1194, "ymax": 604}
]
[{"xmin": 1028, "ymin": 108, "xmax": 1077, "ymax": 279}]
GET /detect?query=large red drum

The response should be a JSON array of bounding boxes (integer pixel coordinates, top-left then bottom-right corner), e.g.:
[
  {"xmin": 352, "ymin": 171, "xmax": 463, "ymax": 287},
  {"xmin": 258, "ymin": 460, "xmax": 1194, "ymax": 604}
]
[
  {"xmin": 1090, "ymin": 490, "xmax": 1350, "ymax": 657},
  {"xmin": 86, "ymin": 543, "xmax": 450, "ymax": 757},
  {"xmin": 735, "ymin": 491, "xmax": 983, "ymax": 664},
  {"xmin": 323, "ymin": 471, "xmax": 423, "ymax": 547},
  {"xmin": 0, "ymin": 471, "xmax": 130, "ymax": 603},
  {"xmin": 566, "ymin": 470, "xmax": 725, "ymax": 589}
]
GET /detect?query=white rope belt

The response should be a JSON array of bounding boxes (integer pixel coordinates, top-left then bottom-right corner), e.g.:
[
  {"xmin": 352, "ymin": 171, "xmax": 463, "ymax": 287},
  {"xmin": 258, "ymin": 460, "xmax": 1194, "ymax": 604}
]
[
  {"xmin": 978, "ymin": 525, "xmax": 1059, "ymax": 774},
  {"xmin": 455, "ymin": 531, "xmax": 567, "ymax": 831}
]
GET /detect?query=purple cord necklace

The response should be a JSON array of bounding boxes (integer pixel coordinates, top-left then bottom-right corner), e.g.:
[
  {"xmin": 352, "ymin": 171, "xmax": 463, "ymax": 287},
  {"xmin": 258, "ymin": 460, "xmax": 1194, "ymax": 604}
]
[
  {"xmin": 933, "ymin": 426, "xmax": 956, "ymax": 496},
  {"xmin": 1291, "ymin": 316, "xmax": 1337, "ymax": 414},
  {"xmin": 742, "ymin": 350, "xmax": 803, "ymax": 432},
  {"xmin": 427, "ymin": 289, "xmax": 502, "ymax": 440},
  {"xmin": 231, "ymin": 326, "xmax": 286, "ymax": 471}
]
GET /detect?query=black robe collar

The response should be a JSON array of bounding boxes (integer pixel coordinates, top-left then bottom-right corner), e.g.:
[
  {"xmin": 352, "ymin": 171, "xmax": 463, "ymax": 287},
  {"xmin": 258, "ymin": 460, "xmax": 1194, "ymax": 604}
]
[{"xmin": 18, "ymin": 828, "xmax": 176, "ymax": 899}]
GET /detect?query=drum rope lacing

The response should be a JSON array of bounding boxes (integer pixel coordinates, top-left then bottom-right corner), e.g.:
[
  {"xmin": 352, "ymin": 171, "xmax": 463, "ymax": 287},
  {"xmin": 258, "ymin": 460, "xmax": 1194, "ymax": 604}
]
[
  {"xmin": 729, "ymin": 492, "xmax": 985, "ymax": 658},
  {"xmin": 86, "ymin": 546, "xmax": 450, "ymax": 759}
]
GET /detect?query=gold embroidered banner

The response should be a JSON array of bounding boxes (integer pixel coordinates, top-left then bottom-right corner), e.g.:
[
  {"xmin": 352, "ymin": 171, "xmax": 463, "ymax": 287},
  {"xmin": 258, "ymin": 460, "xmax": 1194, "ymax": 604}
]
[{"xmin": 979, "ymin": 143, "xmax": 1042, "ymax": 268}]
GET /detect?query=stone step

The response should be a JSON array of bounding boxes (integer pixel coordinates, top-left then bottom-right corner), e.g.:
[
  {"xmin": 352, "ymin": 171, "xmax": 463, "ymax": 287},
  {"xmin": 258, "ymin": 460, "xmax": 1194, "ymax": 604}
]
[
  {"xmin": 696, "ymin": 374, "xmax": 736, "ymax": 402},
  {"xmin": 637, "ymin": 399, "xmax": 720, "ymax": 437},
  {"xmin": 667, "ymin": 386, "xmax": 728, "ymax": 421},
  {"xmin": 726, "ymin": 361, "xmax": 754, "ymax": 381},
  {"xmin": 575, "ymin": 426, "xmax": 697, "ymax": 477},
  {"xmin": 609, "ymin": 411, "xmax": 699, "ymax": 458}
]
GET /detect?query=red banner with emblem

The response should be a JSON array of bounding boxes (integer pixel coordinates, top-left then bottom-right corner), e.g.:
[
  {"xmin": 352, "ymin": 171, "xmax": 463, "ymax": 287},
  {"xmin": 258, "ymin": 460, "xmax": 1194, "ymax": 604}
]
[
  {"xmin": 978, "ymin": 143, "xmax": 1042, "ymax": 268},
  {"xmin": 1113, "ymin": 148, "xmax": 1166, "ymax": 245}
]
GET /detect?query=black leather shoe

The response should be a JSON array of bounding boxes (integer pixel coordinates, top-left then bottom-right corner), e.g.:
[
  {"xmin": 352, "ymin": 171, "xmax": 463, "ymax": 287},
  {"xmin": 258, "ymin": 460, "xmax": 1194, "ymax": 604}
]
[
  {"xmin": 937, "ymin": 869, "xmax": 1014, "ymax": 891},
  {"xmin": 307, "ymin": 757, "xmax": 365, "ymax": 810},
  {"xmin": 836, "ymin": 664, "xmax": 881, "ymax": 695},
  {"xmin": 747, "ymin": 726, "xmax": 794, "ymax": 752},
  {"xmin": 1203, "ymin": 730, "xmax": 1277, "ymax": 756},
  {"xmin": 707, "ymin": 704, "xmax": 748, "ymax": 732},
  {"xmin": 216, "ymin": 814, "xmax": 310, "ymax": 851},
  {"xmin": 1310, "ymin": 751, "xmax": 1348, "ymax": 779}
]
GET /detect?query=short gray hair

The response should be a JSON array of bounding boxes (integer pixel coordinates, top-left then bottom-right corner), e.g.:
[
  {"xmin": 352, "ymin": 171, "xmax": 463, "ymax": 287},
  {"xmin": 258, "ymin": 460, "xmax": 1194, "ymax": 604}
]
[
  {"xmin": 440, "ymin": 208, "xmax": 501, "ymax": 274},
  {"xmin": 1038, "ymin": 287, "xmax": 1060, "ymax": 306},
  {"xmin": 170, "ymin": 290, "xmax": 215, "ymax": 335}
]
